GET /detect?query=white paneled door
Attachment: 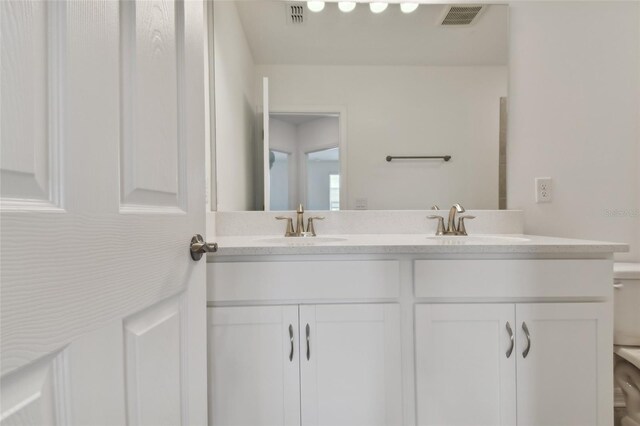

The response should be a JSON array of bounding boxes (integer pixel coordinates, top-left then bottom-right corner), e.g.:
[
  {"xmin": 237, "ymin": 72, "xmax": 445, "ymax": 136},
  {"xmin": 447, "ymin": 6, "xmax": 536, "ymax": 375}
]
[{"xmin": 0, "ymin": 0, "xmax": 207, "ymax": 424}]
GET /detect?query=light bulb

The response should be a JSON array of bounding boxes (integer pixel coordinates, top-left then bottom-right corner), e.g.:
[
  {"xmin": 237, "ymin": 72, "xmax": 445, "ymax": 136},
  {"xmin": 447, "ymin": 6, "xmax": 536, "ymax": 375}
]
[
  {"xmin": 338, "ymin": 1, "xmax": 356, "ymax": 12},
  {"xmin": 369, "ymin": 2, "xmax": 388, "ymax": 13},
  {"xmin": 307, "ymin": 1, "xmax": 325, "ymax": 12},
  {"xmin": 400, "ymin": 2, "xmax": 418, "ymax": 13}
]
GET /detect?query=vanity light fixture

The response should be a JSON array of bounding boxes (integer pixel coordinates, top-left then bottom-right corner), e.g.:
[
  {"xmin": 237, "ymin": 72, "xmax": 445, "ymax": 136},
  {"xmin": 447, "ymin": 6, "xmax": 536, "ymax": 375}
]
[
  {"xmin": 307, "ymin": 1, "xmax": 325, "ymax": 12},
  {"xmin": 400, "ymin": 2, "xmax": 419, "ymax": 13},
  {"xmin": 369, "ymin": 2, "xmax": 388, "ymax": 13},
  {"xmin": 338, "ymin": 1, "xmax": 357, "ymax": 12}
]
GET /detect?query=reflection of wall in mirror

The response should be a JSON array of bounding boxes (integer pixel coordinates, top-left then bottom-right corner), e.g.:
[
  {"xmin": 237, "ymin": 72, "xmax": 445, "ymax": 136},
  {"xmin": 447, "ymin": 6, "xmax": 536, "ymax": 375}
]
[
  {"xmin": 269, "ymin": 150, "xmax": 290, "ymax": 211},
  {"xmin": 306, "ymin": 149, "xmax": 340, "ymax": 211},
  {"xmin": 259, "ymin": 65, "xmax": 507, "ymax": 210},
  {"xmin": 213, "ymin": 1, "xmax": 507, "ymax": 211},
  {"xmin": 212, "ymin": 1, "xmax": 256, "ymax": 211},
  {"xmin": 269, "ymin": 118, "xmax": 297, "ymax": 210}
]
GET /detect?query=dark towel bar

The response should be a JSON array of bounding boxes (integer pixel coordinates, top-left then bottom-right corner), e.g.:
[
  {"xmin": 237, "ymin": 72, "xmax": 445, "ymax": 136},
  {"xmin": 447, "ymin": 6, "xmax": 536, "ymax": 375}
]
[{"xmin": 386, "ymin": 155, "xmax": 451, "ymax": 162}]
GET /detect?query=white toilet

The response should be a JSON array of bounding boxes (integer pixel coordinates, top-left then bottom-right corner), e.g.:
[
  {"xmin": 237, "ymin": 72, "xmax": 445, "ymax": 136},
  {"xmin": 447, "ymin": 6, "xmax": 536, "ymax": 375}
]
[{"xmin": 613, "ymin": 263, "xmax": 640, "ymax": 426}]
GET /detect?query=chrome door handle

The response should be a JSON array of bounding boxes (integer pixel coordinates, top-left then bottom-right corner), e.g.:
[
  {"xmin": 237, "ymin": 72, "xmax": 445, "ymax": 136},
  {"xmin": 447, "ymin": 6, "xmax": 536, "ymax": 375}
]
[
  {"xmin": 506, "ymin": 321, "xmax": 514, "ymax": 358},
  {"xmin": 305, "ymin": 323, "xmax": 310, "ymax": 361},
  {"xmin": 522, "ymin": 322, "xmax": 531, "ymax": 358},
  {"xmin": 289, "ymin": 324, "xmax": 294, "ymax": 361},
  {"xmin": 190, "ymin": 234, "xmax": 218, "ymax": 261}
]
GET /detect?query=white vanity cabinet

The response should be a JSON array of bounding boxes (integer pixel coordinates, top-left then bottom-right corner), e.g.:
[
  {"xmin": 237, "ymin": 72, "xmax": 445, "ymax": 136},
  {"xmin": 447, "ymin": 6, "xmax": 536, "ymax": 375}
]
[
  {"xmin": 208, "ymin": 254, "xmax": 615, "ymax": 426},
  {"xmin": 208, "ymin": 303, "xmax": 403, "ymax": 426},
  {"xmin": 514, "ymin": 303, "xmax": 609, "ymax": 426},
  {"xmin": 208, "ymin": 306, "xmax": 301, "ymax": 426},
  {"xmin": 415, "ymin": 304, "xmax": 517, "ymax": 426},
  {"xmin": 415, "ymin": 303, "xmax": 609, "ymax": 426}
]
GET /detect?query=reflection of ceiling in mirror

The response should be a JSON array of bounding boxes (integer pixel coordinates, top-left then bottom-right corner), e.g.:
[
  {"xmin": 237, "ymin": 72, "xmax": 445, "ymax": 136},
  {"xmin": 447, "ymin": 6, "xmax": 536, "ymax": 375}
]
[
  {"xmin": 234, "ymin": 1, "xmax": 508, "ymax": 66},
  {"xmin": 308, "ymin": 147, "xmax": 339, "ymax": 161},
  {"xmin": 270, "ymin": 113, "xmax": 338, "ymax": 126}
]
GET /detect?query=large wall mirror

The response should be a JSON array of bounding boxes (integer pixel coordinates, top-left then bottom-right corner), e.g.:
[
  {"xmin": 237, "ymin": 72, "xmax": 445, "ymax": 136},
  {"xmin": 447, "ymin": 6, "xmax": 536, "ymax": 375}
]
[{"xmin": 210, "ymin": 1, "xmax": 509, "ymax": 211}]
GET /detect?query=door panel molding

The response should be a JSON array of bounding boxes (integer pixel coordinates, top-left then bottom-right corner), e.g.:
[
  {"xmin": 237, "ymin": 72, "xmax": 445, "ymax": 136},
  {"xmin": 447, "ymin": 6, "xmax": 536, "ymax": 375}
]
[
  {"xmin": 119, "ymin": 0, "xmax": 187, "ymax": 213},
  {"xmin": 0, "ymin": 349, "xmax": 70, "ymax": 424},
  {"xmin": 0, "ymin": 0, "xmax": 64, "ymax": 210},
  {"xmin": 124, "ymin": 293, "xmax": 186, "ymax": 426}
]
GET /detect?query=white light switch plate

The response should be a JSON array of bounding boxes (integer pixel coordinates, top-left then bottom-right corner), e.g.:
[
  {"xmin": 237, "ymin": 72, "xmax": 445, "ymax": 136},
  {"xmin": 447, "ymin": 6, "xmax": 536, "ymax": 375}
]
[{"xmin": 535, "ymin": 177, "xmax": 552, "ymax": 203}]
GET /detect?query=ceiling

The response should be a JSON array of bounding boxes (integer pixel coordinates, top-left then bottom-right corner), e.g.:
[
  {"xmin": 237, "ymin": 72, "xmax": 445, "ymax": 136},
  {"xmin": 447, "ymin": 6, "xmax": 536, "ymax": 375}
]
[
  {"xmin": 270, "ymin": 113, "xmax": 338, "ymax": 125},
  {"xmin": 234, "ymin": 2, "xmax": 508, "ymax": 66},
  {"xmin": 308, "ymin": 147, "xmax": 340, "ymax": 161}
]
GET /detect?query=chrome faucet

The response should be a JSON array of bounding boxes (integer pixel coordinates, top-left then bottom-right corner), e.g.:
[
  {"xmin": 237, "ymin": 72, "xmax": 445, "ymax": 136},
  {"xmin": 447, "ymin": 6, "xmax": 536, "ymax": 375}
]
[
  {"xmin": 428, "ymin": 203, "xmax": 474, "ymax": 235},
  {"xmin": 446, "ymin": 203, "xmax": 465, "ymax": 234},
  {"xmin": 276, "ymin": 204, "xmax": 324, "ymax": 237}
]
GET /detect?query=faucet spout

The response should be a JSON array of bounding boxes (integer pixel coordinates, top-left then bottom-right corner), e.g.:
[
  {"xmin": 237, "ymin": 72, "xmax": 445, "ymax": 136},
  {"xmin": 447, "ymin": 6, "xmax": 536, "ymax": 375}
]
[
  {"xmin": 295, "ymin": 204, "xmax": 305, "ymax": 236},
  {"xmin": 446, "ymin": 203, "xmax": 465, "ymax": 234}
]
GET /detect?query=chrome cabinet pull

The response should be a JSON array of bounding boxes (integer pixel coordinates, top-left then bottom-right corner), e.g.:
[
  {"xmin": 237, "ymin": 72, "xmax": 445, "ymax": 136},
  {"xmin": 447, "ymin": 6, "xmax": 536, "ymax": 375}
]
[
  {"xmin": 189, "ymin": 234, "xmax": 217, "ymax": 261},
  {"xmin": 522, "ymin": 322, "xmax": 531, "ymax": 358},
  {"xmin": 505, "ymin": 322, "xmax": 514, "ymax": 358},
  {"xmin": 305, "ymin": 324, "xmax": 310, "ymax": 361},
  {"xmin": 289, "ymin": 324, "xmax": 294, "ymax": 362}
]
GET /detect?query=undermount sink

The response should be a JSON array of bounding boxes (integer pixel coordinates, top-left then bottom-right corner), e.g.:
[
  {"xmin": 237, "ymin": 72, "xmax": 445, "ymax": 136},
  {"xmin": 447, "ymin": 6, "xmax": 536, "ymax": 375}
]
[
  {"xmin": 258, "ymin": 237, "xmax": 348, "ymax": 245},
  {"xmin": 425, "ymin": 235, "xmax": 531, "ymax": 244}
]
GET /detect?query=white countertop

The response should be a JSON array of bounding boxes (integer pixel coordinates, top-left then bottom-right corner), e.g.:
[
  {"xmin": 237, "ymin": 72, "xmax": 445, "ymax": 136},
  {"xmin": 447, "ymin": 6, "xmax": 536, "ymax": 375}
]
[{"xmin": 209, "ymin": 233, "xmax": 628, "ymax": 257}]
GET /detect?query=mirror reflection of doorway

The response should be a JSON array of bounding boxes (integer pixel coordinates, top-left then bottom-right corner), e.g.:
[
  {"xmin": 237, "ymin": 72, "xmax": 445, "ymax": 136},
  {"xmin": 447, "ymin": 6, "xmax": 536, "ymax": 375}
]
[{"xmin": 269, "ymin": 113, "xmax": 341, "ymax": 210}]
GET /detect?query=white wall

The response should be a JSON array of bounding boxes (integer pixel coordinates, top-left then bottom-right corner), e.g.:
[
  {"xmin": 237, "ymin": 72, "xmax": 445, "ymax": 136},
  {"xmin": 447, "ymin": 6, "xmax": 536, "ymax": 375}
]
[
  {"xmin": 508, "ymin": 2, "xmax": 640, "ymax": 262},
  {"xmin": 269, "ymin": 151, "xmax": 290, "ymax": 211},
  {"xmin": 297, "ymin": 117, "xmax": 340, "ymax": 208},
  {"xmin": 258, "ymin": 65, "xmax": 507, "ymax": 210},
  {"xmin": 213, "ymin": 2, "xmax": 256, "ymax": 211},
  {"xmin": 306, "ymin": 159, "xmax": 340, "ymax": 210},
  {"xmin": 297, "ymin": 117, "xmax": 340, "ymax": 154},
  {"xmin": 269, "ymin": 117, "xmax": 299, "ymax": 209}
]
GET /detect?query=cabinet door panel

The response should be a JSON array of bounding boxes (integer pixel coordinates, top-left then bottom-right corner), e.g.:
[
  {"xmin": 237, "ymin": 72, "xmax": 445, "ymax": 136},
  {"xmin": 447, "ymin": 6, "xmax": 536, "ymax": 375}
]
[
  {"xmin": 300, "ymin": 304, "xmax": 402, "ymax": 426},
  {"xmin": 515, "ymin": 303, "xmax": 611, "ymax": 426},
  {"xmin": 208, "ymin": 306, "xmax": 300, "ymax": 426},
  {"xmin": 415, "ymin": 304, "xmax": 516, "ymax": 426}
]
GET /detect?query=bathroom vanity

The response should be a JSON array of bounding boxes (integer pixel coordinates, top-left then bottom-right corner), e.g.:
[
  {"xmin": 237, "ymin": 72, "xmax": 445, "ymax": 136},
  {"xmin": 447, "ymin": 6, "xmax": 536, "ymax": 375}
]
[{"xmin": 206, "ymin": 227, "xmax": 626, "ymax": 426}]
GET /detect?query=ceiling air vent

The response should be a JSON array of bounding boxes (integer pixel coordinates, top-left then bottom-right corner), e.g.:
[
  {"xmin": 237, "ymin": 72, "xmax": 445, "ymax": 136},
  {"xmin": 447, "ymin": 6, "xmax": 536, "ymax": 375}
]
[
  {"xmin": 440, "ymin": 5, "xmax": 485, "ymax": 26},
  {"xmin": 286, "ymin": 3, "xmax": 305, "ymax": 25}
]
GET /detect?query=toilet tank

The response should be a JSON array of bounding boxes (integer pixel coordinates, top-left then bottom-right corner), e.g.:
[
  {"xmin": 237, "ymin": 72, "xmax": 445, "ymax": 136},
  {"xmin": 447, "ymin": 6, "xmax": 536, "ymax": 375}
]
[{"xmin": 614, "ymin": 263, "xmax": 640, "ymax": 346}]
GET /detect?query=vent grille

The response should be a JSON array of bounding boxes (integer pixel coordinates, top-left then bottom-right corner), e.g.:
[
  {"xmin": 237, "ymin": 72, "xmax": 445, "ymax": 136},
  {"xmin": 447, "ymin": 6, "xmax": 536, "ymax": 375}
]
[
  {"xmin": 441, "ymin": 5, "xmax": 485, "ymax": 26},
  {"xmin": 287, "ymin": 3, "xmax": 305, "ymax": 25}
]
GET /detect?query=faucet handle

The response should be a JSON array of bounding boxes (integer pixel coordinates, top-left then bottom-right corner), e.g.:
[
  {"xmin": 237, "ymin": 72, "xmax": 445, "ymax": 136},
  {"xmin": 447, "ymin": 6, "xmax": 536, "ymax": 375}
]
[
  {"xmin": 427, "ymin": 215, "xmax": 446, "ymax": 236},
  {"xmin": 457, "ymin": 215, "xmax": 475, "ymax": 236},
  {"xmin": 276, "ymin": 216, "xmax": 295, "ymax": 237},
  {"xmin": 306, "ymin": 216, "xmax": 325, "ymax": 237}
]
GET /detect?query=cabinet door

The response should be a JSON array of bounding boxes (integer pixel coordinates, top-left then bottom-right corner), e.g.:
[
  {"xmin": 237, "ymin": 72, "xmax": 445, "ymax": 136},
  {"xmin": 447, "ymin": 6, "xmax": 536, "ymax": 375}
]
[
  {"xmin": 515, "ymin": 303, "xmax": 611, "ymax": 426},
  {"xmin": 208, "ymin": 306, "xmax": 301, "ymax": 426},
  {"xmin": 415, "ymin": 304, "xmax": 517, "ymax": 426},
  {"xmin": 299, "ymin": 304, "xmax": 403, "ymax": 426}
]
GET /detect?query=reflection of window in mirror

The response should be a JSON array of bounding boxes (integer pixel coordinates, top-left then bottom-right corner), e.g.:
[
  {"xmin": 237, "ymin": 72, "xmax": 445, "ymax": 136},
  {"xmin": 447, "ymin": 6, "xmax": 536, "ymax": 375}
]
[{"xmin": 329, "ymin": 174, "xmax": 340, "ymax": 211}]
